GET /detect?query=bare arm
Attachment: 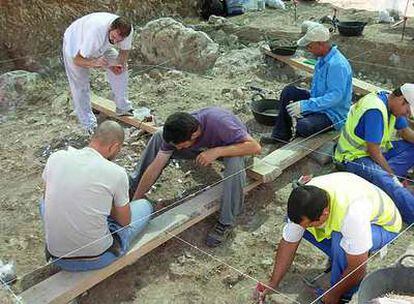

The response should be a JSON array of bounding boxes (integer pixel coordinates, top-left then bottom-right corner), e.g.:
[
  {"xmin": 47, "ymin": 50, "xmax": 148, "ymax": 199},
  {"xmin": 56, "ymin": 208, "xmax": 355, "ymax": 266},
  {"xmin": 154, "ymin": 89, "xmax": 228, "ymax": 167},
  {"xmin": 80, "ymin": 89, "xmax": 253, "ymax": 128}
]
[
  {"xmin": 133, "ymin": 152, "xmax": 171, "ymax": 200},
  {"xmin": 110, "ymin": 203, "xmax": 131, "ymax": 226},
  {"xmin": 399, "ymin": 127, "xmax": 414, "ymax": 144},
  {"xmin": 266, "ymin": 239, "xmax": 300, "ymax": 289},
  {"xmin": 196, "ymin": 135, "xmax": 261, "ymax": 166},
  {"xmin": 366, "ymin": 142, "xmax": 393, "ymax": 175},
  {"xmin": 117, "ymin": 50, "xmax": 129, "ymax": 66},
  {"xmin": 323, "ymin": 252, "xmax": 368, "ymax": 303},
  {"xmin": 73, "ymin": 51, "xmax": 108, "ymax": 69}
]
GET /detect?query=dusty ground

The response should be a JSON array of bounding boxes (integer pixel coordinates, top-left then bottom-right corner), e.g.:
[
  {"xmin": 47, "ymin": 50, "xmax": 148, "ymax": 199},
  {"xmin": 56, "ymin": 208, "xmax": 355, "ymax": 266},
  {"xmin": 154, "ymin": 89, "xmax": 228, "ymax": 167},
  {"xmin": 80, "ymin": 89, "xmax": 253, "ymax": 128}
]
[{"xmin": 1, "ymin": 1, "xmax": 414, "ymax": 303}]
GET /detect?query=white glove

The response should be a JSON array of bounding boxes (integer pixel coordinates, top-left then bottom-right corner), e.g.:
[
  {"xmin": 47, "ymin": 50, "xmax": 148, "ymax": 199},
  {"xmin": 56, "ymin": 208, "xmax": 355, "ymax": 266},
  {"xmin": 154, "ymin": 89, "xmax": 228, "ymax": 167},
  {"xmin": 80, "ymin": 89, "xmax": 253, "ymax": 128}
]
[
  {"xmin": 392, "ymin": 175, "xmax": 403, "ymax": 187},
  {"xmin": 286, "ymin": 101, "xmax": 302, "ymax": 118}
]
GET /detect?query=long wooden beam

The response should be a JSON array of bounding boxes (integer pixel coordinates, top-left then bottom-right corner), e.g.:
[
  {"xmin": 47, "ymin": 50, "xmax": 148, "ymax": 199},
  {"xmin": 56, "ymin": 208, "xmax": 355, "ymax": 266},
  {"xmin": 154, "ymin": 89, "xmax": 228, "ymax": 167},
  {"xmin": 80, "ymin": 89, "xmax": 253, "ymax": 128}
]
[
  {"xmin": 91, "ymin": 94, "xmax": 159, "ymax": 134},
  {"xmin": 248, "ymin": 131, "xmax": 339, "ymax": 183},
  {"xmin": 264, "ymin": 50, "xmax": 384, "ymax": 95}
]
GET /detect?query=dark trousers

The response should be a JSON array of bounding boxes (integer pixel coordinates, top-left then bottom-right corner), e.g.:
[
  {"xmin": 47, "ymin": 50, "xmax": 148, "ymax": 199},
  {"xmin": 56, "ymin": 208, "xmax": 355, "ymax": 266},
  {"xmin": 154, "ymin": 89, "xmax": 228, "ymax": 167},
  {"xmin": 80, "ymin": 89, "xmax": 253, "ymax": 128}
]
[{"xmin": 271, "ymin": 85, "xmax": 333, "ymax": 141}]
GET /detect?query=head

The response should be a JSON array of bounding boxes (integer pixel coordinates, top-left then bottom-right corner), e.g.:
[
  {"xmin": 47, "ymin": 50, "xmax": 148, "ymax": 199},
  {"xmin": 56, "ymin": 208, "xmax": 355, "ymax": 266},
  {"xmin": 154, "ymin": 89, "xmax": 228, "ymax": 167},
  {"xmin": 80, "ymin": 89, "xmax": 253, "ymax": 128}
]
[
  {"xmin": 287, "ymin": 185, "xmax": 330, "ymax": 228},
  {"xmin": 89, "ymin": 120, "xmax": 125, "ymax": 160},
  {"xmin": 388, "ymin": 83, "xmax": 414, "ymax": 118},
  {"xmin": 109, "ymin": 17, "xmax": 132, "ymax": 44},
  {"xmin": 162, "ymin": 112, "xmax": 201, "ymax": 150},
  {"xmin": 297, "ymin": 24, "xmax": 331, "ymax": 57}
]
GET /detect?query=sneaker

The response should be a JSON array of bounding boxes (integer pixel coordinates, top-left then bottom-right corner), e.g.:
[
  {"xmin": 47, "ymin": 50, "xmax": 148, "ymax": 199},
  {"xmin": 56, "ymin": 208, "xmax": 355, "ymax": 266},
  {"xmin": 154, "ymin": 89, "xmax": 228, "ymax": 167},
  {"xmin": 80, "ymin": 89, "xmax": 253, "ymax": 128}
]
[
  {"xmin": 205, "ymin": 221, "xmax": 233, "ymax": 247},
  {"xmin": 116, "ymin": 108, "xmax": 134, "ymax": 117}
]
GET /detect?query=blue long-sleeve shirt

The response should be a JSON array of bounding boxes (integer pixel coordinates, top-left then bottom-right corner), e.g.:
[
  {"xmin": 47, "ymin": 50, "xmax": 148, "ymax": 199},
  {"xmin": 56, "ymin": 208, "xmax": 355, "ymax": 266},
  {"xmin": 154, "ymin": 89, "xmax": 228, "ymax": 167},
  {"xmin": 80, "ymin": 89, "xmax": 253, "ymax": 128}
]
[{"xmin": 300, "ymin": 46, "xmax": 353, "ymax": 130}]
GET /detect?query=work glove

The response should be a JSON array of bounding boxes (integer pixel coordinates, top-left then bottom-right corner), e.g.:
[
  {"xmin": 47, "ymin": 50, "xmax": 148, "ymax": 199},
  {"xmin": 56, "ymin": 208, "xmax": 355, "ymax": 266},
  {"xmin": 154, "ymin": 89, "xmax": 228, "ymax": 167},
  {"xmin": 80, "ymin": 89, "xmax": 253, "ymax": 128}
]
[
  {"xmin": 392, "ymin": 175, "xmax": 403, "ymax": 187},
  {"xmin": 286, "ymin": 101, "xmax": 302, "ymax": 118}
]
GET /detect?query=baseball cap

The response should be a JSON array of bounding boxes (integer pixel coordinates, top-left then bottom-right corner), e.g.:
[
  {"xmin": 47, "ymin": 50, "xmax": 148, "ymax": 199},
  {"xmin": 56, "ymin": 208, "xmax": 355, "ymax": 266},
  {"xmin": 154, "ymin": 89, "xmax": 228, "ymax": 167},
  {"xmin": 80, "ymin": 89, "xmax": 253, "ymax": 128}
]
[
  {"xmin": 297, "ymin": 24, "xmax": 330, "ymax": 47},
  {"xmin": 401, "ymin": 83, "xmax": 414, "ymax": 115}
]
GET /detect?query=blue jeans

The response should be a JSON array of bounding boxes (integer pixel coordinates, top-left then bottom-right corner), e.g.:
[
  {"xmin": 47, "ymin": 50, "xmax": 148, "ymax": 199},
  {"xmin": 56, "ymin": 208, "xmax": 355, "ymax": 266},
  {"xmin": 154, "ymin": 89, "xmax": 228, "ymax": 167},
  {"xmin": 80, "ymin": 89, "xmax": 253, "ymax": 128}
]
[
  {"xmin": 343, "ymin": 140, "xmax": 414, "ymax": 224},
  {"xmin": 271, "ymin": 85, "xmax": 333, "ymax": 140},
  {"xmin": 40, "ymin": 199, "xmax": 153, "ymax": 271},
  {"xmin": 303, "ymin": 225, "xmax": 397, "ymax": 298}
]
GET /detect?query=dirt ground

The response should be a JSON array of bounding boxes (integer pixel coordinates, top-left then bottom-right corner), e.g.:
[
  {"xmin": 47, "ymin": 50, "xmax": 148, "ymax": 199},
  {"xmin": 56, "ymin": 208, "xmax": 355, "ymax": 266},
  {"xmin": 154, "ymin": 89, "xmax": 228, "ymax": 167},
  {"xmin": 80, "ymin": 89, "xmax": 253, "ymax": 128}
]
[{"xmin": 1, "ymin": 1, "xmax": 414, "ymax": 303}]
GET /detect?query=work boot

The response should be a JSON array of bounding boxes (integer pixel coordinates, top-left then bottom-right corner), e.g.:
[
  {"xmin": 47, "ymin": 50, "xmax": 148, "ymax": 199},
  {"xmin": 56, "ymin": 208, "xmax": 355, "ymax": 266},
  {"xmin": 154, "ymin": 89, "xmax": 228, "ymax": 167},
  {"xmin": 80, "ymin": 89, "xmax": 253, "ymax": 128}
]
[
  {"xmin": 116, "ymin": 108, "xmax": 134, "ymax": 117},
  {"xmin": 205, "ymin": 221, "xmax": 233, "ymax": 247}
]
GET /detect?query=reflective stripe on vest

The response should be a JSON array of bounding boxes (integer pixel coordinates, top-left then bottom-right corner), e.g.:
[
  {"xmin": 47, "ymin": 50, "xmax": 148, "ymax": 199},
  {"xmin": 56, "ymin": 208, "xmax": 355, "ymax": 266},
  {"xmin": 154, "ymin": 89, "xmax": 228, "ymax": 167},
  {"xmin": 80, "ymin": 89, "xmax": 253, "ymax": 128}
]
[
  {"xmin": 334, "ymin": 92, "xmax": 396, "ymax": 163},
  {"xmin": 306, "ymin": 173, "xmax": 402, "ymax": 242}
]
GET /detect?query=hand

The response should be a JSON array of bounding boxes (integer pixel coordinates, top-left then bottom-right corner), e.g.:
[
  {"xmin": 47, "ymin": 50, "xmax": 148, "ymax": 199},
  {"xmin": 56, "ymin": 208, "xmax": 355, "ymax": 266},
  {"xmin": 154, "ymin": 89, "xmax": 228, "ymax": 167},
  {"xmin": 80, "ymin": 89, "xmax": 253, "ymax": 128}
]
[
  {"xmin": 94, "ymin": 57, "xmax": 109, "ymax": 68},
  {"xmin": 392, "ymin": 175, "xmax": 403, "ymax": 187},
  {"xmin": 252, "ymin": 282, "xmax": 274, "ymax": 304},
  {"xmin": 109, "ymin": 64, "xmax": 124, "ymax": 75},
  {"xmin": 196, "ymin": 149, "xmax": 219, "ymax": 166},
  {"xmin": 286, "ymin": 101, "xmax": 302, "ymax": 118}
]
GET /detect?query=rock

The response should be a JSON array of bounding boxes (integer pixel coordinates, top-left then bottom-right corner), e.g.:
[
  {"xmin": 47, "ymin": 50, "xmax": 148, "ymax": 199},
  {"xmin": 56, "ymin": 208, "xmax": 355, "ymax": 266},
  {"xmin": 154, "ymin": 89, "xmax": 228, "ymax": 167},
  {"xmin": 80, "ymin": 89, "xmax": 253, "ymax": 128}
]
[
  {"xmin": 213, "ymin": 47, "xmax": 262, "ymax": 76},
  {"xmin": 139, "ymin": 18, "xmax": 219, "ymax": 72},
  {"xmin": 231, "ymin": 88, "xmax": 244, "ymax": 99},
  {"xmin": 0, "ymin": 70, "xmax": 40, "ymax": 114},
  {"xmin": 208, "ymin": 15, "xmax": 229, "ymax": 26}
]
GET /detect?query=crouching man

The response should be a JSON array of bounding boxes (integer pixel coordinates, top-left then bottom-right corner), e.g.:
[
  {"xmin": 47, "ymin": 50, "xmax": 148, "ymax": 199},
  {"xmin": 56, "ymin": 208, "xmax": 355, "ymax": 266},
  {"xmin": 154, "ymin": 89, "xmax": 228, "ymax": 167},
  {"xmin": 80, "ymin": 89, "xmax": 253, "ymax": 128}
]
[
  {"xmin": 41, "ymin": 121, "xmax": 153, "ymax": 271},
  {"xmin": 256, "ymin": 172, "xmax": 401, "ymax": 304},
  {"xmin": 130, "ymin": 107, "xmax": 261, "ymax": 247}
]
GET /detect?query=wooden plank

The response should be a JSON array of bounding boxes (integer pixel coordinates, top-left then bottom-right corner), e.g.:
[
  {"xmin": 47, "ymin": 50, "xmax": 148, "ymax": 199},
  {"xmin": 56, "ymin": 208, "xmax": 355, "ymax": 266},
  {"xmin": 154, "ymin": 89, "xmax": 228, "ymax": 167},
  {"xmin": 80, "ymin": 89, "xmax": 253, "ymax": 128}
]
[
  {"xmin": 248, "ymin": 132, "xmax": 338, "ymax": 183},
  {"xmin": 91, "ymin": 94, "xmax": 159, "ymax": 134},
  {"xmin": 264, "ymin": 50, "xmax": 384, "ymax": 95},
  {"xmin": 20, "ymin": 178, "xmax": 265, "ymax": 304}
]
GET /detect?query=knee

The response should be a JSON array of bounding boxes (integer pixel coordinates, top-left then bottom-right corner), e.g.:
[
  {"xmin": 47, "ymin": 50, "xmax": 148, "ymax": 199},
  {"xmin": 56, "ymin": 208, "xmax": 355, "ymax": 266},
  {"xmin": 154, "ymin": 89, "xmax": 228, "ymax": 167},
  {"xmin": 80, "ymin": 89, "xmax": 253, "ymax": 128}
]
[
  {"xmin": 280, "ymin": 85, "xmax": 298, "ymax": 103},
  {"xmin": 224, "ymin": 157, "xmax": 245, "ymax": 171},
  {"xmin": 130, "ymin": 199, "xmax": 154, "ymax": 222},
  {"xmin": 296, "ymin": 119, "xmax": 313, "ymax": 137}
]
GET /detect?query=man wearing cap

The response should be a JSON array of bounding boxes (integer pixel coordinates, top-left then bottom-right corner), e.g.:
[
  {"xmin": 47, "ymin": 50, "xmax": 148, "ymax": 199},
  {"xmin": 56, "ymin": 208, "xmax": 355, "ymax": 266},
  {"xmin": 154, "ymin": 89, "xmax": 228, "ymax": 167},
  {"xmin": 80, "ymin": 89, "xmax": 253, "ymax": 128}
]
[
  {"xmin": 334, "ymin": 83, "xmax": 414, "ymax": 224},
  {"xmin": 261, "ymin": 25, "xmax": 352, "ymax": 146}
]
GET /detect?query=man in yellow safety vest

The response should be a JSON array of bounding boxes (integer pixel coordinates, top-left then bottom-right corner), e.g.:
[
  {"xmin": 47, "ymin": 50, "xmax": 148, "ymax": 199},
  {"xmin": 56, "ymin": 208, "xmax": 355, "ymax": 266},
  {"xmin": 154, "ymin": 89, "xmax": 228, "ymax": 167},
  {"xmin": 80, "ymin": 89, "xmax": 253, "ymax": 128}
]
[
  {"xmin": 255, "ymin": 172, "xmax": 401, "ymax": 304},
  {"xmin": 334, "ymin": 83, "xmax": 414, "ymax": 224}
]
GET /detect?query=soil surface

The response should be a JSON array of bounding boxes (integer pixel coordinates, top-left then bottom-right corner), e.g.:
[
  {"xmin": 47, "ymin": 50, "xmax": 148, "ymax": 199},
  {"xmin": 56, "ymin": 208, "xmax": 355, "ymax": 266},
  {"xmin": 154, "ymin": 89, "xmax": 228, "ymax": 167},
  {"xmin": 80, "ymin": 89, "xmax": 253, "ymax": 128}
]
[{"xmin": 1, "ymin": 1, "xmax": 414, "ymax": 303}]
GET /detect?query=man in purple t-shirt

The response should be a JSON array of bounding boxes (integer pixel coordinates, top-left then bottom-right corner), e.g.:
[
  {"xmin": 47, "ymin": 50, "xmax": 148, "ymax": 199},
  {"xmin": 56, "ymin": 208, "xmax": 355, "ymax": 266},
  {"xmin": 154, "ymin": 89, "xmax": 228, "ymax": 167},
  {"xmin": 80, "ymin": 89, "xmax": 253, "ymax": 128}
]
[{"xmin": 130, "ymin": 107, "xmax": 261, "ymax": 246}]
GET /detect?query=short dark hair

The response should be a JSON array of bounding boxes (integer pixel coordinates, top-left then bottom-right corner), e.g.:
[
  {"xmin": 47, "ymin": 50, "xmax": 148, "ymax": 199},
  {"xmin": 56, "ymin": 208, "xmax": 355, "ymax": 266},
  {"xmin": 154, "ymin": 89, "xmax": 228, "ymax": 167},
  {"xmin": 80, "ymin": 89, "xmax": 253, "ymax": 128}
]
[
  {"xmin": 110, "ymin": 17, "xmax": 132, "ymax": 38},
  {"xmin": 287, "ymin": 185, "xmax": 329, "ymax": 224},
  {"xmin": 162, "ymin": 112, "xmax": 200, "ymax": 144},
  {"xmin": 392, "ymin": 87, "xmax": 403, "ymax": 97}
]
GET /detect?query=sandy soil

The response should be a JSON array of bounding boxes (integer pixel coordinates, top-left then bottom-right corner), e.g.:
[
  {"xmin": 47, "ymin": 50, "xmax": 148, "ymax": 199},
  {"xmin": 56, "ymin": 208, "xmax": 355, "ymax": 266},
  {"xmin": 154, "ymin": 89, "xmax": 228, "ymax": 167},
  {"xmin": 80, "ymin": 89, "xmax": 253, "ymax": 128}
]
[{"xmin": 1, "ymin": 2, "xmax": 414, "ymax": 303}]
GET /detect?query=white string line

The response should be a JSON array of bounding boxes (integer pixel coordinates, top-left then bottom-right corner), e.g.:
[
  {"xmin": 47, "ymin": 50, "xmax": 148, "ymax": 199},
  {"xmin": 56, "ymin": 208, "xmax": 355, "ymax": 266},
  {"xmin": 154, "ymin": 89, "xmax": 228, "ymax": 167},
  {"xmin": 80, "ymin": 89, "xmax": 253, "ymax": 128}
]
[
  {"xmin": 5, "ymin": 76, "xmax": 310, "ymax": 286},
  {"xmin": 11, "ymin": 90, "xmax": 414, "ymax": 286},
  {"xmin": 165, "ymin": 231, "xmax": 302, "ymax": 304},
  {"xmin": 0, "ymin": 277, "xmax": 23, "ymax": 304},
  {"xmin": 309, "ymin": 222, "xmax": 414, "ymax": 304}
]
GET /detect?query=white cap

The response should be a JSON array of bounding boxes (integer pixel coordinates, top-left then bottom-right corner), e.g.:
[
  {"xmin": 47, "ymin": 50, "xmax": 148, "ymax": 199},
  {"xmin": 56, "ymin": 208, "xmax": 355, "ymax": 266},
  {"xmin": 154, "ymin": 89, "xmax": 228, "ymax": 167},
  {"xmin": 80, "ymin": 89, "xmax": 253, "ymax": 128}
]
[
  {"xmin": 297, "ymin": 25, "xmax": 330, "ymax": 47},
  {"xmin": 401, "ymin": 83, "xmax": 414, "ymax": 114}
]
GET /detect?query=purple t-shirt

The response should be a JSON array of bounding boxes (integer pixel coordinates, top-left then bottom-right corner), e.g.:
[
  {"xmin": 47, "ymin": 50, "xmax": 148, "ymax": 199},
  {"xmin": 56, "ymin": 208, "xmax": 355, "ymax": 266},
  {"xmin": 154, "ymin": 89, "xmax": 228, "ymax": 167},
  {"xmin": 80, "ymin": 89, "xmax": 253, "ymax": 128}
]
[{"xmin": 160, "ymin": 107, "xmax": 249, "ymax": 152}]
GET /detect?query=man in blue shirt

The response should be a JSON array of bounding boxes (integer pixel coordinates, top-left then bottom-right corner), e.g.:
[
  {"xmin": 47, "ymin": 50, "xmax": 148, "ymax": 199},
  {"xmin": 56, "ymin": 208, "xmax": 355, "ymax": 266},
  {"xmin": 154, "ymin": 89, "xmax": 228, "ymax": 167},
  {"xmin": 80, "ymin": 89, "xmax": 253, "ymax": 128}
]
[
  {"xmin": 334, "ymin": 83, "xmax": 414, "ymax": 224},
  {"xmin": 261, "ymin": 25, "xmax": 353, "ymax": 145}
]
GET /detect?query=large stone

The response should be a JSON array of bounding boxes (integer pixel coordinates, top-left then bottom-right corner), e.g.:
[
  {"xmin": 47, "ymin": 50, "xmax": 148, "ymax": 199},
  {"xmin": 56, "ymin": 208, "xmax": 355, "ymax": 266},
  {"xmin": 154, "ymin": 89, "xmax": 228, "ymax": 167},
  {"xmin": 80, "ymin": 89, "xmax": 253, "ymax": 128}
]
[
  {"xmin": 213, "ymin": 47, "xmax": 262, "ymax": 76},
  {"xmin": 0, "ymin": 70, "xmax": 40, "ymax": 114},
  {"xmin": 139, "ymin": 18, "xmax": 219, "ymax": 72}
]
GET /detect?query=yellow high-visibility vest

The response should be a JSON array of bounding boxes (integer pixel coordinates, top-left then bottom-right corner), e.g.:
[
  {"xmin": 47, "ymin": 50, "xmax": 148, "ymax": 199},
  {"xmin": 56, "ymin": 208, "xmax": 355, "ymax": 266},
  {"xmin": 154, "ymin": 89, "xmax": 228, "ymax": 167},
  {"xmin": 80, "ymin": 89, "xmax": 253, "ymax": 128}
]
[
  {"xmin": 334, "ymin": 92, "xmax": 396, "ymax": 163},
  {"xmin": 306, "ymin": 173, "xmax": 402, "ymax": 242}
]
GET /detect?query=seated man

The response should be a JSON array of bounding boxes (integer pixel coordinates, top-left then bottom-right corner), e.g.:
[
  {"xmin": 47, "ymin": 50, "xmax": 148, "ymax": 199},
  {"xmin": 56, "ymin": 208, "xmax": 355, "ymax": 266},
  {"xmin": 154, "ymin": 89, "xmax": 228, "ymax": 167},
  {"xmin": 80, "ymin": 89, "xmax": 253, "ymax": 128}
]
[
  {"xmin": 130, "ymin": 107, "xmax": 261, "ymax": 247},
  {"xmin": 334, "ymin": 83, "xmax": 414, "ymax": 224},
  {"xmin": 41, "ymin": 121, "xmax": 153, "ymax": 271},
  {"xmin": 256, "ymin": 172, "xmax": 401, "ymax": 304},
  {"xmin": 261, "ymin": 25, "xmax": 352, "ymax": 146}
]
